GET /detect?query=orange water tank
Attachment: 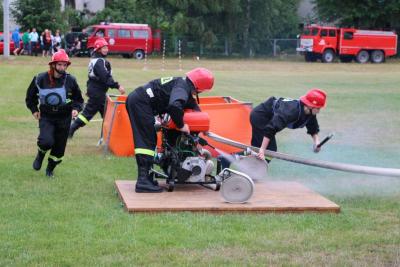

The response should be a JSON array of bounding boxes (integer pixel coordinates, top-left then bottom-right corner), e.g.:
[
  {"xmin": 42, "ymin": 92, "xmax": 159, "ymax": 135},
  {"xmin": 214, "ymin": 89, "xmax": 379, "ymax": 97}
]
[
  {"xmin": 166, "ymin": 110, "xmax": 210, "ymax": 132},
  {"xmin": 102, "ymin": 95, "xmax": 253, "ymax": 157}
]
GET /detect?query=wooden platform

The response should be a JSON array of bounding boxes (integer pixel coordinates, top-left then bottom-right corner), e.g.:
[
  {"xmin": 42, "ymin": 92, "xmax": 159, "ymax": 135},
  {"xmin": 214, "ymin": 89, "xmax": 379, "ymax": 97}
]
[{"xmin": 115, "ymin": 180, "xmax": 340, "ymax": 213}]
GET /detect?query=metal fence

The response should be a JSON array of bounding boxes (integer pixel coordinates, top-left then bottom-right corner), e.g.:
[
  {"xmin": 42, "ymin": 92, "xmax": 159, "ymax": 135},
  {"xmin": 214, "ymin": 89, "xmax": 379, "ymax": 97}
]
[{"xmin": 161, "ymin": 34, "xmax": 300, "ymax": 58}]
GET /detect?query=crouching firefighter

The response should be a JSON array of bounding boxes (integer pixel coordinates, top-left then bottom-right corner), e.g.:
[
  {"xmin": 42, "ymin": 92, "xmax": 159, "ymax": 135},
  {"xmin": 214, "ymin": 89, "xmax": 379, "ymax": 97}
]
[
  {"xmin": 68, "ymin": 38, "xmax": 125, "ymax": 138},
  {"xmin": 251, "ymin": 88, "xmax": 327, "ymax": 162},
  {"xmin": 25, "ymin": 49, "xmax": 84, "ymax": 177},
  {"xmin": 125, "ymin": 68, "xmax": 214, "ymax": 193}
]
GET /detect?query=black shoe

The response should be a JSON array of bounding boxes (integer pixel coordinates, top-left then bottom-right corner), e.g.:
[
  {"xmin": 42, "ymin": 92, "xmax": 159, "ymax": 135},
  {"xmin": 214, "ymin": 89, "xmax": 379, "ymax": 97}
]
[
  {"xmin": 45, "ymin": 159, "xmax": 59, "ymax": 178},
  {"xmin": 135, "ymin": 169, "xmax": 163, "ymax": 193},
  {"xmin": 148, "ymin": 170, "xmax": 159, "ymax": 186},
  {"xmin": 135, "ymin": 180, "xmax": 163, "ymax": 193},
  {"xmin": 45, "ymin": 169, "xmax": 54, "ymax": 177},
  {"xmin": 135, "ymin": 155, "xmax": 163, "ymax": 193},
  {"xmin": 33, "ymin": 151, "xmax": 46, "ymax": 170}
]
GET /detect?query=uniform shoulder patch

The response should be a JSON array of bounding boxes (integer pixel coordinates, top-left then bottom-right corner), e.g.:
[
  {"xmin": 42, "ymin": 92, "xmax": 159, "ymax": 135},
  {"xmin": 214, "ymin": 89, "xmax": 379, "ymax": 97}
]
[{"xmin": 160, "ymin": 77, "xmax": 173, "ymax": 85}]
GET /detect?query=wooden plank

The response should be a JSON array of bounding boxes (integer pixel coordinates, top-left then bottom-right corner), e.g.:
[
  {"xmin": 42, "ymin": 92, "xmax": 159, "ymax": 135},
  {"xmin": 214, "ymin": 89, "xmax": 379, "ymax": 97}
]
[{"xmin": 115, "ymin": 180, "xmax": 340, "ymax": 213}]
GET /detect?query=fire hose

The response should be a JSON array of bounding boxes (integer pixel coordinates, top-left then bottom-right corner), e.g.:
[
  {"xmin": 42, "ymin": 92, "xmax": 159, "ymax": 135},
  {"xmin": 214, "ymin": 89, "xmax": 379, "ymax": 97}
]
[{"xmin": 205, "ymin": 132, "xmax": 400, "ymax": 178}]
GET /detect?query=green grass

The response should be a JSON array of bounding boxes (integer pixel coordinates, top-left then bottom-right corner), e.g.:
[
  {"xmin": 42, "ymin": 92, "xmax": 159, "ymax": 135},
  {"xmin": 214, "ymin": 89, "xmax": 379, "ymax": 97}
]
[{"xmin": 0, "ymin": 56, "xmax": 399, "ymax": 266}]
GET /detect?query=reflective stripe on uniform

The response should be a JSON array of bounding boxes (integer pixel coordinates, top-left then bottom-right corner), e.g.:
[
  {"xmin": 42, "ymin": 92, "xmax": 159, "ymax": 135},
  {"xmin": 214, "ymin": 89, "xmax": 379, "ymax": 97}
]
[
  {"xmin": 49, "ymin": 155, "xmax": 63, "ymax": 162},
  {"xmin": 78, "ymin": 114, "xmax": 89, "ymax": 124},
  {"xmin": 38, "ymin": 146, "xmax": 48, "ymax": 153},
  {"xmin": 160, "ymin": 77, "xmax": 173, "ymax": 85},
  {"xmin": 66, "ymin": 98, "xmax": 72, "ymax": 103},
  {"xmin": 135, "ymin": 148, "xmax": 155, "ymax": 156}
]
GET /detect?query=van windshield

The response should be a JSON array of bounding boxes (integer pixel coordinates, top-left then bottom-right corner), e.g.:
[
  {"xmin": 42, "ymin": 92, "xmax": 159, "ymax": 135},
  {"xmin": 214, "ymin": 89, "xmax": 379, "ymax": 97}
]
[
  {"xmin": 303, "ymin": 28, "xmax": 319, "ymax": 36},
  {"xmin": 86, "ymin": 27, "xmax": 94, "ymax": 36}
]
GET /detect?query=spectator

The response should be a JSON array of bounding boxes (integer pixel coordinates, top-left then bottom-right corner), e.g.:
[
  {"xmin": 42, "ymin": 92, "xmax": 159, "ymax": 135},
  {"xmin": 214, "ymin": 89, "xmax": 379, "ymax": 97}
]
[
  {"xmin": 96, "ymin": 30, "xmax": 105, "ymax": 37},
  {"xmin": 29, "ymin": 28, "xmax": 39, "ymax": 56},
  {"xmin": 12, "ymin": 27, "xmax": 22, "ymax": 56},
  {"xmin": 53, "ymin": 30, "xmax": 62, "ymax": 53},
  {"xmin": 42, "ymin": 29, "xmax": 51, "ymax": 57},
  {"xmin": 79, "ymin": 28, "xmax": 89, "ymax": 55},
  {"xmin": 22, "ymin": 29, "xmax": 31, "ymax": 55},
  {"xmin": 65, "ymin": 30, "xmax": 75, "ymax": 50},
  {"xmin": 68, "ymin": 37, "xmax": 81, "ymax": 56}
]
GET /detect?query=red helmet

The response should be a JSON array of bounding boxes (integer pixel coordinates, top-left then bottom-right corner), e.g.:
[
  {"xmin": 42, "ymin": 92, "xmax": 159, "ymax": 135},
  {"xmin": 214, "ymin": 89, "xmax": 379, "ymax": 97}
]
[
  {"xmin": 186, "ymin": 68, "xmax": 214, "ymax": 93},
  {"xmin": 48, "ymin": 49, "xmax": 71, "ymax": 65},
  {"xmin": 94, "ymin": 38, "xmax": 108, "ymax": 51},
  {"xmin": 300, "ymin": 88, "xmax": 327, "ymax": 108}
]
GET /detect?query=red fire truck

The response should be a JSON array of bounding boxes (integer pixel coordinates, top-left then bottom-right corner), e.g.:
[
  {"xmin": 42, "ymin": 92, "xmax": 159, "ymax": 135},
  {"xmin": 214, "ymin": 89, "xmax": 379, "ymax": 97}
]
[
  {"xmin": 297, "ymin": 25, "xmax": 397, "ymax": 63},
  {"xmin": 86, "ymin": 23, "xmax": 161, "ymax": 59}
]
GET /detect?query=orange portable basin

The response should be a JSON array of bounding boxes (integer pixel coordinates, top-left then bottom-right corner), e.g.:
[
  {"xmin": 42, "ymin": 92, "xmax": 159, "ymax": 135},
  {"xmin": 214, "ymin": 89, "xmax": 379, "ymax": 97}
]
[
  {"xmin": 199, "ymin": 98, "xmax": 252, "ymax": 156},
  {"xmin": 102, "ymin": 95, "xmax": 134, "ymax": 156},
  {"xmin": 102, "ymin": 95, "xmax": 252, "ymax": 157}
]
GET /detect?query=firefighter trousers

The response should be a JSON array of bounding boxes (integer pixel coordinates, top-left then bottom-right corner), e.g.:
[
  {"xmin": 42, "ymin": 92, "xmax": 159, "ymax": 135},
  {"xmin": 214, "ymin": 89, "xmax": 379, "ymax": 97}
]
[
  {"xmin": 37, "ymin": 116, "xmax": 71, "ymax": 163},
  {"xmin": 75, "ymin": 94, "xmax": 106, "ymax": 126},
  {"xmin": 126, "ymin": 87, "xmax": 157, "ymax": 157}
]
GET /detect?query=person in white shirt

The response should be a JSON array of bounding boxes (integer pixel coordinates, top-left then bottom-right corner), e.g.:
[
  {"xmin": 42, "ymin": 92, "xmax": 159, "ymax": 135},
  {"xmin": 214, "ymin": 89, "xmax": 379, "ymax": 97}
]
[
  {"xmin": 52, "ymin": 30, "xmax": 62, "ymax": 53},
  {"xmin": 29, "ymin": 28, "xmax": 39, "ymax": 56}
]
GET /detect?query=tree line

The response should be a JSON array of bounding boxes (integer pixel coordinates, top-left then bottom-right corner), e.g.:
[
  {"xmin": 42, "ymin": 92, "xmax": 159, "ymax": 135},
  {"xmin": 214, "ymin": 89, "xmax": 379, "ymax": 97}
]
[{"xmin": 5, "ymin": 0, "xmax": 400, "ymax": 57}]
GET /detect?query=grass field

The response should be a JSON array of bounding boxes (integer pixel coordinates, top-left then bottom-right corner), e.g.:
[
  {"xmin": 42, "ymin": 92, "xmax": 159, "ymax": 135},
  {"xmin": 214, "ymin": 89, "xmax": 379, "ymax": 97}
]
[{"xmin": 0, "ymin": 56, "xmax": 399, "ymax": 266}]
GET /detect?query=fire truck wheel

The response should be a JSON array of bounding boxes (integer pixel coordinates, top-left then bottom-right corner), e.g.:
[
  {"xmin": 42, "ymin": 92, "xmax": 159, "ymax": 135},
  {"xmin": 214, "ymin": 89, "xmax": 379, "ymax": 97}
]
[
  {"xmin": 322, "ymin": 49, "xmax": 335, "ymax": 63},
  {"xmin": 356, "ymin": 50, "xmax": 370, "ymax": 64},
  {"xmin": 133, "ymin": 50, "xmax": 145, "ymax": 60},
  {"xmin": 371, "ymin": 50, "xmax": 385, "ymax": 63}
]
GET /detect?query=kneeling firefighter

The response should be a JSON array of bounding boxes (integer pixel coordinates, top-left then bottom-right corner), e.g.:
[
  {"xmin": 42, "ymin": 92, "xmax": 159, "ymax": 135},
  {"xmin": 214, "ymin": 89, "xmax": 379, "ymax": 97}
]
[
  {"xmin": 25, "ymin": 49, "xmax": 84, "ymax": 177},
  {"xmin": 251, "ymin": 89, "xmax": 327, "ymax": 161},
  {"xmin": 126, "ymin": 67, "xmax": 214, "ymax": 193}
]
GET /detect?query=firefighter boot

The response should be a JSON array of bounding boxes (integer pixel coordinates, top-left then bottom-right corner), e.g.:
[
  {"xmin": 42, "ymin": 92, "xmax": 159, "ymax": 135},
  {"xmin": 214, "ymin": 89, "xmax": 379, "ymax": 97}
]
[
  {"xmin": 146, "ymin": 156, "xmax": 159, "ymax": 186},
  {"xmin": 33, "ymin": 150, "xmax": 46, "ymax": 171},
  {"xmin": 135, "ymin": 155, "xmax": 163, "ymax": 193},
  {"xmin": 68, "ymin": 119, "xmax": 84, "ymax": 139},
  {"xmin": 45, "ymin": 159, "xmax": 60, "ymax": 178}
]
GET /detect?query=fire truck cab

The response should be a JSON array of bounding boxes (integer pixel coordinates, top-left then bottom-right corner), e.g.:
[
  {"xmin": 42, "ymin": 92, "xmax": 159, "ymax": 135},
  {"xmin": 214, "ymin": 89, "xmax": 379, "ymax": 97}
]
[
  {"xmin": 86, "ymin": 23, "xmax": 161, "ymax": 59},
  {"xmin": 297, "ymin": 25, "xmax": 397, "ymax": 63}
]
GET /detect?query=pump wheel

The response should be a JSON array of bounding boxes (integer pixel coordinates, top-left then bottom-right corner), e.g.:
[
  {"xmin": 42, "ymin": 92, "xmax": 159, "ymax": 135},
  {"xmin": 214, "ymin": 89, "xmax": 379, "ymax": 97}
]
[
  {"xmin": 322, "ymin": 49, "xmax": 335, "ymax": 63},
  {"xmin": 356, "ymin": 50, "xmax": 370, "ymax": 63},
  {"xmin": 370, "ymin": 50, "xmax": 385, "ymax": 63},
  {"xmin": 133, "ymin": 50, "xmax": 145, "ymax": 60}
]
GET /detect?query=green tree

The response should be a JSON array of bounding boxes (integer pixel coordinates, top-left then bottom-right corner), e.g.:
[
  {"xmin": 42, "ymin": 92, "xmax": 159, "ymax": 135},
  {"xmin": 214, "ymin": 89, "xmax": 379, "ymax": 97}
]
[
  {"xmin": 313, "ymin": 0, "xmax": 400, "ymax": 30},
  {"xmin": 0, "ymin": 0, "xmax": 3, "ymax": 30},
  {"xmin": 238, "ymin": 0, "xmax": 300, "ymax": 56},
  {"xmin": 93, "ymin": 0, "xmax": 300, "ymax": 57},
  {"xmin": 11, "ymin": 0, "xmax": 66, "ymax": 32}
]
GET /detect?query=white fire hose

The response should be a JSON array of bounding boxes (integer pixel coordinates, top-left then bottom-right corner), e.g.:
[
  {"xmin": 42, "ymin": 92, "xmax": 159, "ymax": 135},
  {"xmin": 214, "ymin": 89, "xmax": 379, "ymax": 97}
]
[{"xmin": 206, "ymin": 132, "xmax": 400, "ymax": 178}]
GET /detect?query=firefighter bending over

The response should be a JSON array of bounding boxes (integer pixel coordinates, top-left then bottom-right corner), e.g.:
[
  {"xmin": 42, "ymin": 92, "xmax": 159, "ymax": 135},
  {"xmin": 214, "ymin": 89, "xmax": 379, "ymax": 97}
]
[
  {"xmin": 251, "ymin": 89, "xmax": 327, "ymax": 161},
  {"xmin": 126, "ymin": 68, "xmax": 214, "ymax": 193},
  {"xmin": 68, "ymin": 38, "xmax": 125, "ymax": 138},
  {"xmin": 25, "ymin": 50, "xmax": 84, "ymax": 177}
]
